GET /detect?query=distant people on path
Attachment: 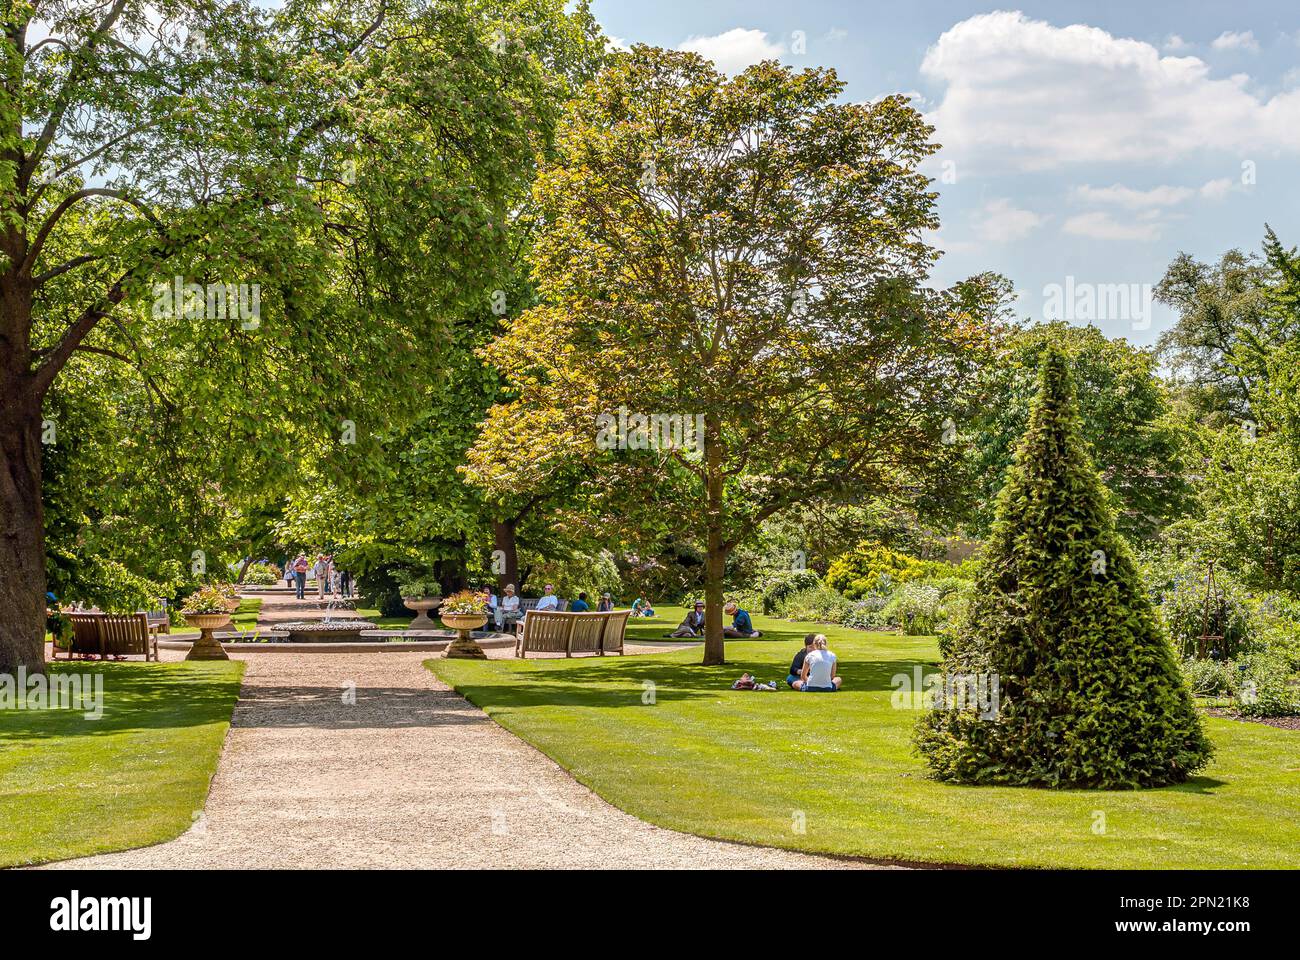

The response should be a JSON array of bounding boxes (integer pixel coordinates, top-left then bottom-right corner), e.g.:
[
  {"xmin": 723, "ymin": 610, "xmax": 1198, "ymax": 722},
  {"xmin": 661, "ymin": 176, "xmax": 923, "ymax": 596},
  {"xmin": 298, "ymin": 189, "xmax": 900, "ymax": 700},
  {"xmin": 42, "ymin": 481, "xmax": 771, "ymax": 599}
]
[
  {"xmin": 722, "ymin": 600, "xmax": 762, "ymax": 638},
  {"xmin": 313, "ymin": 555, "xmax": 328, "ymax": 599},
  {"xmin": 670, "ymin": 601, "xmax": 706, "ymax": 638},
  {"xmin": 786, "ymin": 633, "xmax": 817, "ymax": 687},
  {"xmin": 597, "ymin": 592, "xmax": 614, "ymax": 612},
  {"xmin": 340, "ymin": 569, "xmax": 353, "ymax": 599},
  {"xmin": 570, "ymin": 592, "xmax": 590, "ymax": 613},
  {"xmin": 293, "ymin": 553, "xmax": 309, "ymax": 600},
  {"xmin": 535, "ymin": 584, "xmax": 559, "ymax": 612},
  {"xmin": 497, "ymin": 583, "xmax": 520, "ymax": 631},
  {"xmin": 793, "ymin": 635, "xmax": 841, "ymax": 692}
]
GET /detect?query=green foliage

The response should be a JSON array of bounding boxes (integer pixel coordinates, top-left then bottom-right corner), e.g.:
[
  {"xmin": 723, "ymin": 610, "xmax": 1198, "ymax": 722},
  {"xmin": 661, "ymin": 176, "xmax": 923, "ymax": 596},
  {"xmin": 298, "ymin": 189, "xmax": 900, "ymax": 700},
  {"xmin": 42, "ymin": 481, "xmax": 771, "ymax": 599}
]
[
  {"xmin": 1235, "ymin": 653, "xmax": 1300, "ymax": 717},
  {"xmin": 753, "ymin": 569, "xmax": 823, "ymax": 615},
  {"xmin": 1180, "ymin": 657, "xmax": 1237, "ymax": 698},
  {"xmin": 825, "ymin": 543, "xmax": 974, "ymax": 600},
  {"xmin": 915, "ymin": 351, "xmax": 1212, "ymax": 788},
  {"xmin": 522, "ymin": 548, "xmax": 620, "ymax": 599},
  {"xmin": 242, "ymin": 562, "xmax": 281, "ymax": 586},
  {"xmin": 882, "ymin": 582, "xmax": 943, "ymax": 636},
  {"xmin": 1158, "ymin": 568, "xmax": 1255, "ymax": 659},
  {"xmin": 963, "ymin": 321, "xmax": 1190, "ymax": 542},
  {"xmin": 767, "ymin": 584, "xmax": 853, "ymax": 625}
]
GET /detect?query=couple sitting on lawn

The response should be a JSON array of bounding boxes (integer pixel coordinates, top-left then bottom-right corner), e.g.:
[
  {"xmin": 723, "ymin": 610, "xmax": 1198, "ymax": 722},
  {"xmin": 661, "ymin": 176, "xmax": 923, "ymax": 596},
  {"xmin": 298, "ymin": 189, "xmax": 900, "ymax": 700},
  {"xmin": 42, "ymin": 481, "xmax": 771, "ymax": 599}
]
[
  {"xmin": 669, "ymin": 600, "xmax": 762, "ymax": 639},
  {"xmin": 787, "ymin": 633, "xmax": 842, "ymax": 693}
]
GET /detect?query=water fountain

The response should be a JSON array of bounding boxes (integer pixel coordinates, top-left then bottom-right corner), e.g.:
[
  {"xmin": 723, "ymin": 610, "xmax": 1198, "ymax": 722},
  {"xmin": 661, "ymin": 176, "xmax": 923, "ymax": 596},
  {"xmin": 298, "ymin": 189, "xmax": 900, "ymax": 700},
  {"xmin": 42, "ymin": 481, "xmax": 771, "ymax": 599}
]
[{"xmin": 273, "ymin": 598, "xmax": 370, "ymax": 643}]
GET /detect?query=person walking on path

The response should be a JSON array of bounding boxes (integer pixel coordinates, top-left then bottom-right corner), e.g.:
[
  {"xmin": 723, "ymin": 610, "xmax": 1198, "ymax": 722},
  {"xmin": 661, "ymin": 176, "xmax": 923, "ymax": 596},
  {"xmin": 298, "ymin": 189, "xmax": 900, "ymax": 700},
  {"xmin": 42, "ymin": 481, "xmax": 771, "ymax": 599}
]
[
  {"xmin": 293, "ymin": 553, "xmax": 309, "ymax": 600},
  {"xmin": 313, "ymin": 555, "xmax": 328, "ymax": 600}
]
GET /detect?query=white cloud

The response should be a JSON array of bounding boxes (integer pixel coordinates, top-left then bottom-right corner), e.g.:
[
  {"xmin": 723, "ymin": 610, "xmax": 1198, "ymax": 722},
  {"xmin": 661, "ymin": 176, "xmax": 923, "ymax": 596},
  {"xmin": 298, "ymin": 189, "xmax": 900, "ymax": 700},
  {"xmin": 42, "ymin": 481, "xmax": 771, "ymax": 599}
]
[
  {"xmin": 1072, "ymin": 178, "xmax": 1236, "ymax": 208},
  {"xmin": 1073, "ymin": 183, "xmax": 1194, "ymax": 208},
  {"xmin": 678, "ymin": 28, "xmax": 784, "ymax": 75},
  {"xmin": 1062, "ymin": 211, "xmax": 1162, "ymax": 242},
  {"xmin": 978, "ymin": 198, "xmax": 1047, "ymax": 242},
  {"xmin": 1163, "ymin": 34, "xmax": 1191, "ymax": 52},
  {"xmin": 1211, "ymin": 30, "xmax": 1259, "ymax": 53},
  {"xmin": 919, "ymin": 11, "xmax": 1300, "ymax": 172},
  {"xmin": 824, "ymin": 27, "xmax": 849, "ymax": 43},
  {"xmin": 604, "ymin": 35, "xmax": 630, "ymax": 53}
]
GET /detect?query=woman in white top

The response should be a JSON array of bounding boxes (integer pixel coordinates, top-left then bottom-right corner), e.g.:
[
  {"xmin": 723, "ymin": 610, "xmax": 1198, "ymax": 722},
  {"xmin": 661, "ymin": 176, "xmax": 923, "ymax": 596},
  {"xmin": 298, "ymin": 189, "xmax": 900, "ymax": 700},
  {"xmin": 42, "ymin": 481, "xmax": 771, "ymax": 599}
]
[
  {"xmin": 795, "ymin": 635, "xmax": 841, "ymax": 692},
  {"xmin": 497, "ymin": 584, "xmax": 520, "ymax": 630}
]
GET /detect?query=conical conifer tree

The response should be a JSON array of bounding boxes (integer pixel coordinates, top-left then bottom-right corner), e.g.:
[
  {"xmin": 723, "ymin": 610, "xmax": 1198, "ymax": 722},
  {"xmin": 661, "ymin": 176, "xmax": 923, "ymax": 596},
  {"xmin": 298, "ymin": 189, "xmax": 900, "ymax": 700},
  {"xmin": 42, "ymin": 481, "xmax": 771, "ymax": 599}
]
[{"xmin": 915, "ymin": 350, "xmax": 1212, "ymax": 788}]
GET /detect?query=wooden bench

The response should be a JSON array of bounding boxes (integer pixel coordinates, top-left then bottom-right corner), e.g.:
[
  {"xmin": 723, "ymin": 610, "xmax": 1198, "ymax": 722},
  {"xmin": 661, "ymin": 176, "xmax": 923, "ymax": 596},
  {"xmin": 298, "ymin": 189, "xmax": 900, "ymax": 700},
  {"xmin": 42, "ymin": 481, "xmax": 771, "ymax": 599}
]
[
  {"xmin": 515, "ymin": 610, "xmax": 629, "ymax": 658},
  {"xmin": 60, "ymin": 613, "xmax": 158, "ymax": 661}
]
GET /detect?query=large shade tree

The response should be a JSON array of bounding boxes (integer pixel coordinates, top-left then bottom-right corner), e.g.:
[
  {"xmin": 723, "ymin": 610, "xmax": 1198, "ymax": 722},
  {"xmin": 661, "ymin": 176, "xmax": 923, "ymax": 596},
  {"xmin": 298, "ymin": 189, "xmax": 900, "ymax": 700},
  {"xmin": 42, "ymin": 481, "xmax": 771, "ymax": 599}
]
[
  {"xmin": 1, "ymin": 0, "xmax": 593, "ymax": 672},
  {"xmin": 465, "ymin": 46, "xmax": 993, "ymax": 664}
]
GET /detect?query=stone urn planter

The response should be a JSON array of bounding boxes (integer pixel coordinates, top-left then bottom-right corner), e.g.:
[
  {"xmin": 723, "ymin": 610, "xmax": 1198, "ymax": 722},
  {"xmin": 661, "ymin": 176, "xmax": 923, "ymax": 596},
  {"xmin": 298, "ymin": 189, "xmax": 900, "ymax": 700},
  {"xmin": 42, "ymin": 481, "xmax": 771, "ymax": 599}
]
[
  {"xmin": 403, "ymin": 596, "xmax": 442, "ymax": 630},
  {"xmin": 184, "ymin": 612, "xmax": 231, "ymax": 661},
  {"xmin": 441, "ymin": 612, "xmax": 489, "ymax": 659}
]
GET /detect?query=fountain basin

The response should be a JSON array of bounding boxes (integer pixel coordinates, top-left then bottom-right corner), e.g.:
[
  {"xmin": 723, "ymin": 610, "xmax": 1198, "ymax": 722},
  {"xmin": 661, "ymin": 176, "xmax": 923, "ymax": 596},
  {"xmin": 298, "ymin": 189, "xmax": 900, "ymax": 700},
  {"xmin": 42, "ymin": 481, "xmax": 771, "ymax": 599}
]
[{"xmin": 272, "ymin": 620, "xmax": 370, "ymax": 643}]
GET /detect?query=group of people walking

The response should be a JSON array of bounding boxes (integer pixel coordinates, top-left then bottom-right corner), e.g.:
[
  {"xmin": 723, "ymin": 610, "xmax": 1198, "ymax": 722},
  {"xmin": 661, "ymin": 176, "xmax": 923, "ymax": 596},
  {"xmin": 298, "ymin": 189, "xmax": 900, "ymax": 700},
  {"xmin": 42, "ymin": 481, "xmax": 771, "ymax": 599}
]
[{"xmin": 286, "ymin": 552, "xmax": 352, "ymax": 601}]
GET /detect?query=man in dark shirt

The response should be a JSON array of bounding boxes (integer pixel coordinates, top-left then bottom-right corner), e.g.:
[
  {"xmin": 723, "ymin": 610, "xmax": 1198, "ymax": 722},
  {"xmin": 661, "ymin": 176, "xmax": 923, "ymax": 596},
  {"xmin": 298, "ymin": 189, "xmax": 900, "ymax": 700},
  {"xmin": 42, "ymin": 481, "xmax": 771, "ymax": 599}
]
[{"xmin": 786, "ymin": 633, "xmax": 818, "ymax": 687}]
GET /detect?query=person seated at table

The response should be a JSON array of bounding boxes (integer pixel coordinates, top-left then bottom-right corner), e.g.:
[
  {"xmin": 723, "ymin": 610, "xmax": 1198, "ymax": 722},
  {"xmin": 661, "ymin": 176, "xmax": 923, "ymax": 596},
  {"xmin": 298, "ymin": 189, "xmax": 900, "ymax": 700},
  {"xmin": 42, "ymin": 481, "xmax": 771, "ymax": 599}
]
[
  {"xmin": 786, "ymin": 633, "xmax": 817, "ymax": 687},
  {"xmin": 535, "ymin": 584, "xmax": 559, "ymax": 612},
  {"xmin": 597, "ymin": 592, "xmax": 614, "ymax": 612},
  {"xmin": 570, "ymin": 592, "xmax": 590, "ymax": 612},
  {"xmin": 722, "ymin": 600, "xmax": 762, "ymax": 638},
  {"xmin": 793, "ymin": 635, "xmax": 841, "ymax": 692},
  {"xmin": 670, "ymin": 601, "xmax": 706, "ymax": 637},
  {"xmin": 497, "ymin": 583, "xmax": 520, "ymax": 630}
]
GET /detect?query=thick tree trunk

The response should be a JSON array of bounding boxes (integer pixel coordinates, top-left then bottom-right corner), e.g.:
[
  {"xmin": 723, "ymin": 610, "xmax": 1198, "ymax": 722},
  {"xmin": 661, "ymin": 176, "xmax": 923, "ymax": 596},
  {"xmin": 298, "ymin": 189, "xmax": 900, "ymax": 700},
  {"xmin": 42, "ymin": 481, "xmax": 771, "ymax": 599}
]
[
  {"xmin": 701, "ymin": 414, "xmax": 727, "ymax": 666},
  {"xmin": 0, "ymin": 387, "xmax": 47, "ymax": 675},
  {"xmin": 493, "ymin": 518, "xmax": 519, "ymax": 592}
]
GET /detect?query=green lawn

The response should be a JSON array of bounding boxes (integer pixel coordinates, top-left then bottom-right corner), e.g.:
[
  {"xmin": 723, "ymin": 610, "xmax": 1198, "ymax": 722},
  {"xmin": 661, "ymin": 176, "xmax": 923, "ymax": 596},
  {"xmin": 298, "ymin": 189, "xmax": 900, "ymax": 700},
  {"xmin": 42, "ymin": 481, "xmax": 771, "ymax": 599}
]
[
  {"xmin": 0, "ymin": 660, "xmax": 244, "ymax": 867},
  {"xmin": 231, "ymin": 597, "xmax": 261, "ymax": 630},
  {"xmin": 429, "ymin": 609, "xmax": 1300, "ymax": 868}
]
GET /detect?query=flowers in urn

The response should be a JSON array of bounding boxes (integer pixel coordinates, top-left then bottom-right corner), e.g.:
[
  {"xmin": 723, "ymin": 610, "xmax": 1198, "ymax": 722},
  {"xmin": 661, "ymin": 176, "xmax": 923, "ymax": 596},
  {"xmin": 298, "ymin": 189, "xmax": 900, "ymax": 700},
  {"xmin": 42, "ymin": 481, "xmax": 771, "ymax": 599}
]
[
  {"xmin": 181, "ymin": 584, "xmax": 239, "ymax": 615},
  {"xmin": 440, "ymin": 589, "xmax": 488, "ymax": 616}
]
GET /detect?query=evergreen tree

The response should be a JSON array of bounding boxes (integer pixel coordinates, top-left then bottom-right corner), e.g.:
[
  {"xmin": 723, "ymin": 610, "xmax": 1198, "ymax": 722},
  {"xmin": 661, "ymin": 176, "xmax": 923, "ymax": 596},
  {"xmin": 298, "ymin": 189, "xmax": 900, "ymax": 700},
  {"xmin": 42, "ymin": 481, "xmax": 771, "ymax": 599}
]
[{"xmin": 915, "ymin": 350, "xmax": 1212, "ymax": 788}]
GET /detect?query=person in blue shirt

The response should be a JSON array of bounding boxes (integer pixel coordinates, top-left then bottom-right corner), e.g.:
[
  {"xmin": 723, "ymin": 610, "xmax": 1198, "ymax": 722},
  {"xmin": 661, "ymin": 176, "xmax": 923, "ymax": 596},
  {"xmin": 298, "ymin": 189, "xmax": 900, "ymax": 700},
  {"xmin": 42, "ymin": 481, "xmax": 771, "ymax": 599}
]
[
  {"xmin": 722, "ymin": 600, "xmax": 761, "ymax": 638},
  {"xmin": 570, "ymin": 592, "xmax": 590, "ymax": 612}
]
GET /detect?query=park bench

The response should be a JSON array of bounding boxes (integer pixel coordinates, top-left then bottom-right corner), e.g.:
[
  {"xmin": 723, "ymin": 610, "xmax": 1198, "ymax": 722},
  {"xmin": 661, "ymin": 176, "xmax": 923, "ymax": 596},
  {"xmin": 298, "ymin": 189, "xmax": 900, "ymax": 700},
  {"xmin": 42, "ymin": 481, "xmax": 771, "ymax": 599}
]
[
  {"xmin": 139, "ymin": 605, "xmax": 170, "ymax": 634},
  {"xmin": 60, "ymin": 612, "xmax": 158, "ymax": 661},
  {"xmin": 515, "ymin": 609, "xmax": 629, "ymax": 658}
]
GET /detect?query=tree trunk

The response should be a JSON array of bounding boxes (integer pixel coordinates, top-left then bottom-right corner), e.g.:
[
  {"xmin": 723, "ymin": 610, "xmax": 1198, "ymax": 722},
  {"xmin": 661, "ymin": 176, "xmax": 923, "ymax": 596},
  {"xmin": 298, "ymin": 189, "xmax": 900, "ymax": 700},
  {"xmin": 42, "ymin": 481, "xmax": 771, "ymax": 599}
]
[
  {"xmin": 701, "ymin": 413, "xmax": 726, "ymax": 666},
  {"xmin": 493, "ymin": 518, "xmax": 519, "ymax": 592},
  {"xmin": 0, "ymin": 386, "xmax": 47, "ymax": 675}
]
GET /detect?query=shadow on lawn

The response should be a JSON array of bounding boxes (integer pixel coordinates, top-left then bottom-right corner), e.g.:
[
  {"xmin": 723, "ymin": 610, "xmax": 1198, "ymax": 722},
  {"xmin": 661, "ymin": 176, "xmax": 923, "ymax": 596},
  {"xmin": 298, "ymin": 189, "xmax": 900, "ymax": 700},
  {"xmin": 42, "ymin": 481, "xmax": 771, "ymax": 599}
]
[
  {"xmin": 443, "ymin": 650, "xmax": 935, "ymax": 710},
  {"xmin": 0, "ymin": 662, "xmax": 241, "ymax": 741}
]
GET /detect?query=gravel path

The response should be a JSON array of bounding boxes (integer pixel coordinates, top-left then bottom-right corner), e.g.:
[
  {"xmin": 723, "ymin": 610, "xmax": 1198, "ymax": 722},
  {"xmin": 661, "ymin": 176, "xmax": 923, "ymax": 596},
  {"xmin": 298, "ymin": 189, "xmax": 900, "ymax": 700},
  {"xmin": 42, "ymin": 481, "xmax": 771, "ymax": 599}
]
[{"xmin": 44, "ymin": 648, "xmax": 887, "ymax": 870}]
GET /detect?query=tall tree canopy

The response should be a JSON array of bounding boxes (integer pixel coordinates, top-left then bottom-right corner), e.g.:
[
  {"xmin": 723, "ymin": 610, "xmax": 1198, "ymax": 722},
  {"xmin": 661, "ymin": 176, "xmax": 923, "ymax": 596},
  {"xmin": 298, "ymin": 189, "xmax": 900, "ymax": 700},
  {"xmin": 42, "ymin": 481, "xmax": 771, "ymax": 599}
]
[
  {"xmin": 962, "ymin": 321, "xmax": 1190, "ymax": 543},
  {"xmin": 465, "ymin": 45, "xmax": 993, "ymax": 664},
  {"xmin": 2, "ymin": 0, "xmax": 601, "ymax": 672}
]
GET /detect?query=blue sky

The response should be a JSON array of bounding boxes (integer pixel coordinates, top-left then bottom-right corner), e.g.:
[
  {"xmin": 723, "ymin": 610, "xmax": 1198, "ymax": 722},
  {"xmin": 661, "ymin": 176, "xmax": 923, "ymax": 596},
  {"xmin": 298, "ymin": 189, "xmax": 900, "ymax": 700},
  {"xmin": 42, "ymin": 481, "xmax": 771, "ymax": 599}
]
[{"xmin": 593, "ymin": 1, "xmax": 1300, "ymax": 344}]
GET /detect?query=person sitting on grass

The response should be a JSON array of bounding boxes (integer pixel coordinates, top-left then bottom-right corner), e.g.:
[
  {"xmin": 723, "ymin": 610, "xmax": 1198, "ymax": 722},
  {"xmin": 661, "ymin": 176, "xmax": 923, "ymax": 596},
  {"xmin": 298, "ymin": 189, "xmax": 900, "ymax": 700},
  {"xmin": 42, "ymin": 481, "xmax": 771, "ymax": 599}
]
[
  {"xmin": 786, "ymin": 632, "xmax": 817, "ymax": 687},
  {"xmin": 535, "ymin": 584, "xmax": 559, "ymax": 612},
  {"xmin": 641, "ymin": 597, "xmax": 655, "ymax": 617},
  {"xmin": 722, "ymin": 600, "xmax": 762, "ymax": 638},
  {"xmin": 793, "ymin": 635, "xmax": 841, "ymax": 692},
  {"xmin": 570, "ymin": 592, "xmax": 590, "ymax": 612},
  {"xmin": 669, "ymin": 601, "xmax": 706, "ymax": 637}
]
